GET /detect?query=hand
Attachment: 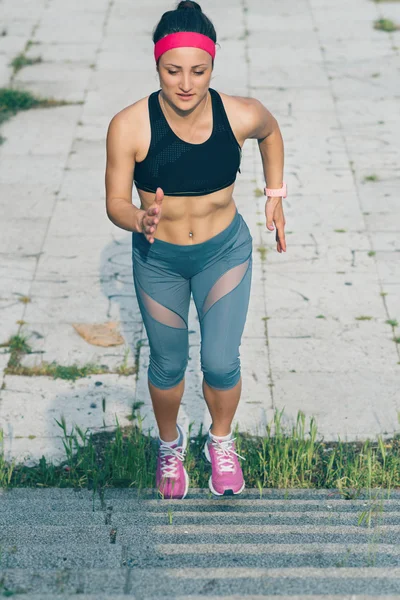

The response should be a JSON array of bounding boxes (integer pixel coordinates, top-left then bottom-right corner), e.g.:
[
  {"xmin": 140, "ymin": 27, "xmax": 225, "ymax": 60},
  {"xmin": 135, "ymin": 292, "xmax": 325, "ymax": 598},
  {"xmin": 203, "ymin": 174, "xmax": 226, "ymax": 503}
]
[
  {"xmin": 136, "ymin": 187, "xmax": 164, "ymax": 243},
  {"xmin": 265, "ymin": 197, "xmax": 286, "ymax": 253}
]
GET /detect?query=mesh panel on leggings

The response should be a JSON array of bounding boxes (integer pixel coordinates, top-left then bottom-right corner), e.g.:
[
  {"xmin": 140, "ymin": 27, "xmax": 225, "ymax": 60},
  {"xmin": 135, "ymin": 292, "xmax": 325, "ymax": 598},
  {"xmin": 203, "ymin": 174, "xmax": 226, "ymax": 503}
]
[
  {"xmin": 201, "ymin": 258, "xmax": 250, "ymax": 319},
  {"xmin": 136, "ymin": 282, "xmax": 187, "ymax": 329}
]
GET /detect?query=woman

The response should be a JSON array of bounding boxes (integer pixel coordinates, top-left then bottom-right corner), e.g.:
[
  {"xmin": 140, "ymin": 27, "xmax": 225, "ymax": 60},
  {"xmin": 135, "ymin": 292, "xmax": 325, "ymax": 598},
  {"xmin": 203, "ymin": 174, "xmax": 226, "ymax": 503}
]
[{"xmin": 105, "ymin": 0, "xmax": 287, "ymax": 499}]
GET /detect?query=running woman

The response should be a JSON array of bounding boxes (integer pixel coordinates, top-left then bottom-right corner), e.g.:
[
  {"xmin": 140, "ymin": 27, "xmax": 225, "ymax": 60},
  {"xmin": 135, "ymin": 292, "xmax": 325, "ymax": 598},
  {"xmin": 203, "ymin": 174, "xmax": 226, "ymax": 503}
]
[{"xmin": 105, "ymin": 0, "xmax": 287, "ymax": 499}]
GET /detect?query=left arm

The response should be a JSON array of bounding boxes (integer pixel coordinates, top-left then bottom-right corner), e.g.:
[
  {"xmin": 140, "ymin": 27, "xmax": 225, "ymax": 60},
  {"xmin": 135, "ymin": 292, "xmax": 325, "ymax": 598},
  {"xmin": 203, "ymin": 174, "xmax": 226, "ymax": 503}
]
[{"xmin": 242, "ymin": 98, "xmax": 287, "ymax": 253}]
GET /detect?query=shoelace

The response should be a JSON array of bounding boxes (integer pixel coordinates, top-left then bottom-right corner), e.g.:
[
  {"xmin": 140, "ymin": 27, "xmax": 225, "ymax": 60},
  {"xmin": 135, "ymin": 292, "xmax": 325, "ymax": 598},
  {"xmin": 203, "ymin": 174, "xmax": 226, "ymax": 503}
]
[
  {"xmin": 210, "ymin": 436, "xmax": 246, "ymax": 473},
  {"xmin": 159, "ymin": 442, "xmax": 186, "ymax": 478}
]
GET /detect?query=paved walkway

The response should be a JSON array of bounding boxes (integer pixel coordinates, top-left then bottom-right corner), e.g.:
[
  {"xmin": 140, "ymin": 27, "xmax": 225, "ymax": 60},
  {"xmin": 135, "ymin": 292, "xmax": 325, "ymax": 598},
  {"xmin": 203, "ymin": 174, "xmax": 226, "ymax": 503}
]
[
  {"xmin": 0, "ymin": 0, "xmax": 400, "ymax": 465},
  {"xmin": 1, "ymin": 487, "xmax": 400, "ymax": 597}
]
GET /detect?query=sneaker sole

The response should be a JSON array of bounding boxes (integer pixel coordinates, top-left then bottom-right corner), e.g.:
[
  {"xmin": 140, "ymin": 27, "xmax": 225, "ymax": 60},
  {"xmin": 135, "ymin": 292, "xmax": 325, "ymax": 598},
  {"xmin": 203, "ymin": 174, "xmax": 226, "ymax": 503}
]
[{"xmin": 203, "ymin": 442, "xmax": 245, "ymax": 497}]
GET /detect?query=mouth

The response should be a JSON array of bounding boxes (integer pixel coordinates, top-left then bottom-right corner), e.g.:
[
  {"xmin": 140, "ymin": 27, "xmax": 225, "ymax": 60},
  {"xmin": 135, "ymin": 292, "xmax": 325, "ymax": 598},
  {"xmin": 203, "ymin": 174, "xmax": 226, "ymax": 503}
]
[{"xmin": 177, "ymin": 93, "xmax": 194, "ymax": 99}]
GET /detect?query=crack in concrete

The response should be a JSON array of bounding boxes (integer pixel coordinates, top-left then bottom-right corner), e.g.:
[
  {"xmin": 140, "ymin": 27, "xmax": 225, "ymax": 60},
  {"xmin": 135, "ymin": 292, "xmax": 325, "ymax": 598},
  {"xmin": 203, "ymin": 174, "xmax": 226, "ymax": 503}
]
[
  {"xmin": 290, "ymin": 290, "xmax": 310, "ymax": 302},
  {"xmin": 351, "ymin": 249, "xmax": 356, "ymax": 267}
]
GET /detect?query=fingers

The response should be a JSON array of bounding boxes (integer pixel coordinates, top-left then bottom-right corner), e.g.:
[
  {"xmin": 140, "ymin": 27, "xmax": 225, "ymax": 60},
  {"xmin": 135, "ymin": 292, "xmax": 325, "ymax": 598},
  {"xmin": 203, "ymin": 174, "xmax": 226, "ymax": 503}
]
[
  {"xmin": 149, "ymin": 201, "xmax": 161, "ymax": 218},
  {"xmin": 142, "ymin": 210, "xmax": 159, "ymax": 243},
  {"xmin": 265, "ymin": 199, "xmax": 287, "ymax": 252},
  {"xmin": 155, "ymin": 186, "xmax": 164, "ymax": 203},
  {"xmin": 266, "ymin": 219, "xmax": 286, "ymax": 253},
  {"xmin": 266, "ymin": 219, "xmax": 274, "ymax": 231},
  {"xmin": 275, "ymin": 226, "xmax": 286, "ymax": 253},
  {"xmin": 144, "ymin": 191, "xmax": 163, "ymax": 242},
  {"xmin": 265, "ymin": 199, "xmax": 275, "ymax": 231}
]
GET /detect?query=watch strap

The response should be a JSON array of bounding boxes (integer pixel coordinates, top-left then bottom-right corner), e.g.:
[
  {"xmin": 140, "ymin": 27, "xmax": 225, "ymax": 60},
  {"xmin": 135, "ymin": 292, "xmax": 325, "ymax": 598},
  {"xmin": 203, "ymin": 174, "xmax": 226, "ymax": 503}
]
[{"xmin": 264, "ymin": 181, "xmax": 287, "ymax": 198}]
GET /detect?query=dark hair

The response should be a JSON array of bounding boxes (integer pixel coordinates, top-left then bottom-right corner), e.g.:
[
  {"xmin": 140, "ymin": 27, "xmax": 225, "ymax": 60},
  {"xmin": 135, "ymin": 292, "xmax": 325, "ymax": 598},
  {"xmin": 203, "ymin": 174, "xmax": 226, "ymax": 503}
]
[{"xmin": 153, "ymin": 1, "xmax": 217, "ymax": 66}]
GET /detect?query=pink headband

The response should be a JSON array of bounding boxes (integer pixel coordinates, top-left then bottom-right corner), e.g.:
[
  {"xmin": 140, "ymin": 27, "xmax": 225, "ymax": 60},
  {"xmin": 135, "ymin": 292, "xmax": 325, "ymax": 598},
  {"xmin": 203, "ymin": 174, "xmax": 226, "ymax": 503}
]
[{"xmin": 154, "ymin": 32, "xmax": 216, "ymax": 62}]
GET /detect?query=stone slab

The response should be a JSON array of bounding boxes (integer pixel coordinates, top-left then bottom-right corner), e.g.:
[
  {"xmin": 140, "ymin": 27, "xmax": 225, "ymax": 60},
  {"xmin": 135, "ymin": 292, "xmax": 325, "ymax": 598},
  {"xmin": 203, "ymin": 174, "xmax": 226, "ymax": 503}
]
[
  {"xmin": 0, "ymin": 105, "xmax": 81, "ymax": 156},
  {"xmin": 18, "ymin": 321, "xmax": 139, "ymax": 371},
  {"xmin": 0, "ymin": 374, "xmax": 137, "ymax": 463},
  {"xmin": 1, "ymin": 0, "xmax": 400, "ymax": 467}
]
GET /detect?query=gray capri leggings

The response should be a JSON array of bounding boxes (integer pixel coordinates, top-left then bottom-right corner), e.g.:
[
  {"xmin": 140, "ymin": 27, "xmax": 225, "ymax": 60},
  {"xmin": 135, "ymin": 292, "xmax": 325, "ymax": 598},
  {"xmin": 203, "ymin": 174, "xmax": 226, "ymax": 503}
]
[{"xmin": 131, "ymin": 207, "xmax": 253, "ymax": 391}]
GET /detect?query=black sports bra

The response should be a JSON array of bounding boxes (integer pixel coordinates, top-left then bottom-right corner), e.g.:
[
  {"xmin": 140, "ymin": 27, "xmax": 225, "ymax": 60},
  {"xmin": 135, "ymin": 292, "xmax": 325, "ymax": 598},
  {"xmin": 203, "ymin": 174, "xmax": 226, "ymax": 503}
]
[{"xmin": 133, "ymin": 88, "xmax": 242, "ymax": 197}]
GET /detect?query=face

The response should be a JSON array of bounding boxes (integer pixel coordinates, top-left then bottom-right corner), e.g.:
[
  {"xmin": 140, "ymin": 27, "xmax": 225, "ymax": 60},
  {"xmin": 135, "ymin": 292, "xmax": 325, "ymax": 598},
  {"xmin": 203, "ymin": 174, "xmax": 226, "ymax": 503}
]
[{"xmin": 157, "ymin": 46, "xmax": 213, "ymax": 108}]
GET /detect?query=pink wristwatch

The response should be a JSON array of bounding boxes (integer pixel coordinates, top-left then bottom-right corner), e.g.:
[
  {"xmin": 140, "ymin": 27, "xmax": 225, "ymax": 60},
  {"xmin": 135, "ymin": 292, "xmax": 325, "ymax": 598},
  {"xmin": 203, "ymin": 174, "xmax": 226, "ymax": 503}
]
[{"xmin": 264, "ymin": 181, "xmax": 287, "ymax": 198}]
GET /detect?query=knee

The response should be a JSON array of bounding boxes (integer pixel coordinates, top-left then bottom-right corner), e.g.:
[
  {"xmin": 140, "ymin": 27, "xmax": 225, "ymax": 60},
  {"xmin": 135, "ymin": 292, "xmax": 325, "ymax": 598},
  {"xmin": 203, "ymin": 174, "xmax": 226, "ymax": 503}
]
[
  {"xmin": 148, "ymin": 354, "xmax": 188, "ymax": 390},
  {"xmin": 202, "ymin": 356, "xmax": 241, "ymax": 391}
]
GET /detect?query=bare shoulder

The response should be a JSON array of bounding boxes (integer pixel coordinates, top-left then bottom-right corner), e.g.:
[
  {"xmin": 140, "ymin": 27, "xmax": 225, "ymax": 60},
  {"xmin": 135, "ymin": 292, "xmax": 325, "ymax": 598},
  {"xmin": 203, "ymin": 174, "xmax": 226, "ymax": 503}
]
[
  {"xmin": 109, "ymin": 95, "xmax": 149, "ymax": 126},
  {"xmin": 216, "ymin": 90, "xmax": 277, "ymax": 141},
  {"xmin": 107, "ymin": 96, "xmax": 151, "ymax": 161}
]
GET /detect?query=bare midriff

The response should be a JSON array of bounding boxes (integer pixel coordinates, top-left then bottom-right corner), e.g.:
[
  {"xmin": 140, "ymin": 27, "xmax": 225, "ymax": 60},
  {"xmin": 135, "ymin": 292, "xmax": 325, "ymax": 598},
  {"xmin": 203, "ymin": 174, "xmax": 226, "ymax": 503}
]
[{"xmin": 136, "ymin": 182, "xmax": 237, "ymax": 245}]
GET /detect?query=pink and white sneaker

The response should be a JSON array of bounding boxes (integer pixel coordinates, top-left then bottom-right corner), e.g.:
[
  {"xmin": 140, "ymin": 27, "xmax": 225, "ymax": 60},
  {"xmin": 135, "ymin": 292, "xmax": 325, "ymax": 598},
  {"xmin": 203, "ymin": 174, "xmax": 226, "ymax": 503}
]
[
  {"xmin": 203, "ymin": 428, "xmax": 246, "ymax": 496},
  {"xmin": 156, "ymin": 423, "xmax": 189, "ymax": 500}
]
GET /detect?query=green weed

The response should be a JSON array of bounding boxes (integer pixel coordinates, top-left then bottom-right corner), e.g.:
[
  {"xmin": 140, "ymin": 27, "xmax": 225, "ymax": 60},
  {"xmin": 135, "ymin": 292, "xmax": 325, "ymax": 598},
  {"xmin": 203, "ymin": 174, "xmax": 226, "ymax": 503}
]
[
  {"xmin": 373, "ymin": 18, "xmax": 399, "ymax": 32},
  {"xmin": 10, "ymin": 52, "xmax": 42, "ymax": 74},
  {"xmin": 0, "ymin": 408, "xmax": 399, "ymax": 493},
  {"xmin": 355, "ymin": 316, "xmax": 373, "ymax": 321},
  {"xmin": 1, "ymin": 333, "xmax": 135, "ymax": 380}
]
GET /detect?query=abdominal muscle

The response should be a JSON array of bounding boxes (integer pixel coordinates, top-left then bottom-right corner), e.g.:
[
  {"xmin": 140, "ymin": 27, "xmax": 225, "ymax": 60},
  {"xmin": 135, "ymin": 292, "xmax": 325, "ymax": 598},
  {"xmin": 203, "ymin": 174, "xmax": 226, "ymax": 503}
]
[{"xmin": 136, "ymin": 183, "xmax": 237, "ymax": 245}]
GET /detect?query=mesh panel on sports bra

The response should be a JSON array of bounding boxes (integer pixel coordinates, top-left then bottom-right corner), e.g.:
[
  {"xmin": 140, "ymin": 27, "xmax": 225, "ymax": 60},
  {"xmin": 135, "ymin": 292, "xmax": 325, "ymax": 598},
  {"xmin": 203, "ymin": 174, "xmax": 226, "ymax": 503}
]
[
  {"xmin": 133, "ymin": 88, "xmax": 242, "ymax": 197},
  {"xmin": 201, "ymin": 258, "xmax": 250, "ymax": 319}
]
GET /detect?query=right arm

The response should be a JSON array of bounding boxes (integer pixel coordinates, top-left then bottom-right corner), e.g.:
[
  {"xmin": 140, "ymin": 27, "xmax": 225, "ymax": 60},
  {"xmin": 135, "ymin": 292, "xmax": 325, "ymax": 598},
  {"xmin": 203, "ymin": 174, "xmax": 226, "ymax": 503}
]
[{"xmin": 105, "ymin": 110, "xmax": 143, "ymax": 233}]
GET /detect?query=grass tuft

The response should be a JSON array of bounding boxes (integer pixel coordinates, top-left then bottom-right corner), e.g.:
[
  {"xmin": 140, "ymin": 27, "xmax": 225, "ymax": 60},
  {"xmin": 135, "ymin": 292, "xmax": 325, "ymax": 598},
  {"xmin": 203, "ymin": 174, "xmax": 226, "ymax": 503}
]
[
  {"xmin": 363, "ymin": 174, "xmax": 379, "ymax": 182},
  {"xmin": 10, "ymin": 52, "xmax": 42, "ymax": 74},
  {"xmin": 1, "ymin": 333, "xmax": 135, "ymax": 380},
  {"xmin": 5, "ymin": 361, "xmax": 112, "ymax": 380},
  {"xmin": 355, "ymin": 316, "xmax": 373, "ymax": 321},
  {"xmin": 373, "ymin": 18, "xmax": 399, "ymax": 32},
  {"xmin": 256, "ymin": 244, "xmax": 267, "ymax": 261},
  {"xmin": 0, "ymin": 87, "xmax": 78, "ymax": 135},
  {"xmin": 0, "ymin": 408, "xmax": 399, "ymax": 493},
  {"xmin": 386, "ymin": 319, "xmax": 398, "ymax": 327},
  {"xmin": 2, "ymin": 334, "xmax": 32, "ymax": 354}
]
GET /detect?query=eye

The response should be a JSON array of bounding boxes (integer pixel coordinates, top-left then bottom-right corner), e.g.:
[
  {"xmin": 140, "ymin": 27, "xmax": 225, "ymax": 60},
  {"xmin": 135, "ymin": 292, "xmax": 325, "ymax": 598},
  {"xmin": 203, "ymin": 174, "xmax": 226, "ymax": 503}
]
[
  {"xmin": 194, "ymin": 71, "xmax": 205, "ymax": 76},
  {"xmin": 168, "ymin": 70, "xmax": 178, "ymax": 75}
]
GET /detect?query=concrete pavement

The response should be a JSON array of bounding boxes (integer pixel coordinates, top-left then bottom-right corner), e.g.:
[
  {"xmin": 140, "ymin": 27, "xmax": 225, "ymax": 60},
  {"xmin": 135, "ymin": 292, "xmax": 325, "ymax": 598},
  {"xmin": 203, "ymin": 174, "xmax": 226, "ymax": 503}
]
[
  {"xmin": 0, "ymin": 0, "xmax": 399, "ymax": 465},
  {"xmin": 1, "ymin": 487, "xmax": 400, "ymax": 597}
]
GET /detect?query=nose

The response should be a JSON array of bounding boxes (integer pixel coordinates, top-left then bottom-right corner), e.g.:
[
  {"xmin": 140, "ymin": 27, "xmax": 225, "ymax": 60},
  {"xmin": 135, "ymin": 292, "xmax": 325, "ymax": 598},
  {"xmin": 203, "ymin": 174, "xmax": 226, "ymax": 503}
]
[{"xmin": 179, "ymin": 72, "xmax": 192, "ymax": 93}]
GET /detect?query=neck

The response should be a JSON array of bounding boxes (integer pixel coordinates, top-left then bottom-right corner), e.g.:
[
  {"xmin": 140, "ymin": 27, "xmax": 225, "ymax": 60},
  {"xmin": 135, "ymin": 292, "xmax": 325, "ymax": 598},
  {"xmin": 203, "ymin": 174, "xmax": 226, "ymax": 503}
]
[{"xmin": 160, "ymin": 90, "xmax": 209, "ymax": 123}]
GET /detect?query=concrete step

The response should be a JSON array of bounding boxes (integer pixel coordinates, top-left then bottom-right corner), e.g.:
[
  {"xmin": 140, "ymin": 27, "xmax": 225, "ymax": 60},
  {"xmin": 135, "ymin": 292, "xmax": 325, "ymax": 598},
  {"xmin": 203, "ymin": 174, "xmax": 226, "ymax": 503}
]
[
  {"xmin": 2, "ymin": 487, "xmax": 399, "ymax": 500},
  {"xmin": 2, "ymin": 522, "xmax": 400, "ymax": 546},
  {"xmin": 2, "ymin": 567, "xmax": 400, "ymax": 597},
  {"xmin": 0, "ymin": 488, "xmax": 399, "ymax": 598},
  {"xmin": 6, "ymin": 597, "xmax": 400, "ymax": 600},
  {"xmin": 1, "ymin": 541, "xmax": 400, "ymax": 569},
  {"xmin": 3, "ymin": 508, "xmax": 400, "ymax": 526}
]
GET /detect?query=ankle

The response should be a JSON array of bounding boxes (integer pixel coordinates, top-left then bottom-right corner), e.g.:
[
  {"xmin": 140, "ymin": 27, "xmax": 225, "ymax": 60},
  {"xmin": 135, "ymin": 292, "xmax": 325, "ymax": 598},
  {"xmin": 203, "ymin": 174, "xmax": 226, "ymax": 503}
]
[
  {"xmin": 159, "ymin": 426, "xmax": 179, "ymax": 444},
  {"xmin": 209, "ymin": 426, "xmax": 232, "ymax": 439}
]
